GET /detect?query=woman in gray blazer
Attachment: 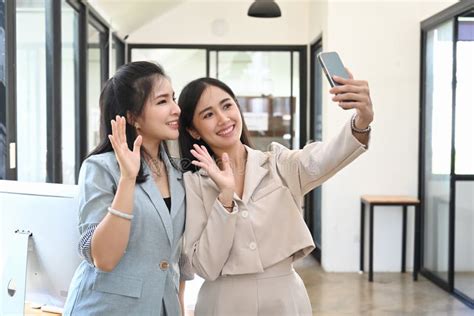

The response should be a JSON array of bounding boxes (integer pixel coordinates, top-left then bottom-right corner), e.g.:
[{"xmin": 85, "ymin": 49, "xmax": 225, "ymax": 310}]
[
  {"xmin": 63, "ymin": 61, "xmax": 191, "ymax": 315},
  {"xmin": 177, "ymin": 74, "xmax": 373, "ymax": 315}
]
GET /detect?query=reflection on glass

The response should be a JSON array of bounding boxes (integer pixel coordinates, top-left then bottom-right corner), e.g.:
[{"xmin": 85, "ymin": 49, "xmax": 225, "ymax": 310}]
[
  {"xmin": 455, "ymin": 17, "xmax": 474, "ymax": 175},
  {"xmin": 210, "ymin": 51, "xmax": 217, "ymax": 78},
  {"xmin": 454, "ymin": 181, "xmax": 474, "ymax": 299},
  {"xmin": 61, "ymin": 1, "xmax": 77, "ymax": 184},
  {"xmin": 217, "ymin": 51, "xmax": 298, "ymax": 150},
  {"xmin": 110, "ymin": 39, "xmax": 117, "ymax": 77},
  {"xmin": 16, "ymin": 0, "xmax": 47, "ymax": 182},
  {"xmin": 87, "ymin": 24, "xmax": 102, "ymax": 153},
  {"xmin": 423, "ymin": 21, "xmax": 453, "ymax": 282},
  {"xmin": 312, "ymin": 44, "xmax": 323, "ymax": 249}
]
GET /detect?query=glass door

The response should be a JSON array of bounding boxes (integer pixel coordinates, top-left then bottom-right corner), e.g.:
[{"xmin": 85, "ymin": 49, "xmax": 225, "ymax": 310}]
[
  {"xmin": 210, "ymin": 50, "xmax": 300, "ymax": 151},
  {"xmin": 453, "ymin": 12, "xmax": 474, "ymax": 305},
  {"xmin": 422, "ymin": 19, "xmax": 453, "ymax": 285},
  {"xmin": 421, "ymin": 2, "xmax": 474, "ymax": 308},
  {"xmin": 306, "ymin": 39, "xmax": 323, "ymax": 261}
]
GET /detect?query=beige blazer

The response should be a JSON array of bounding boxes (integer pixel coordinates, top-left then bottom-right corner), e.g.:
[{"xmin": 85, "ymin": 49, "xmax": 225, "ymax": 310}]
[{"xmin": 183, "ymin": 119, "xmax": 368, "ymax": 281}]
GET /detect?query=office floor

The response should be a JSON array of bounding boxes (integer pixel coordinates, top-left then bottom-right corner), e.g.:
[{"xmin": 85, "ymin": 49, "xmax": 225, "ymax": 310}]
[
  {"xmin": 294, "ymin": 256, "xmax": 473, "ymax": 315},
  {"xmin": 184, "ymin": 256, "xmax": 473, "ymax": 315}
]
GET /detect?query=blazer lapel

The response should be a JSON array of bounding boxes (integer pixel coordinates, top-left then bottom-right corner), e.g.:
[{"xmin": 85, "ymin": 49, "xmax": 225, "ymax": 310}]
[
  {"xmin": 163, "ymin": 153, "xmax": 184, "ymax": 219},
  {"xmin": 196, "ymin": 146, "xmax": 270, "ymax": 204},
  {"xmin": 242, "ymin": 146, "xmax": 269, "ymax": 204},
  {"xmin": 139, "ymin": 159, "xmax": 174, "ymax": 245}
]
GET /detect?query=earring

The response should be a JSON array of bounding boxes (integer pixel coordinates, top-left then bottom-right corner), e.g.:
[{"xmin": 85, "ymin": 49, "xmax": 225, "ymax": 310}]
[{"xmin": 134, "ymin": 123, "xmax": 139, "ymax": 129}]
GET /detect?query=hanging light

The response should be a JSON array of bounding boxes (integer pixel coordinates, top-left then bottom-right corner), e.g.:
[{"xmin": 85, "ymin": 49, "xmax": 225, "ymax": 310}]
[{"xmin": 247, "ymin": 0, "xmax": 282, "ymax": 18}]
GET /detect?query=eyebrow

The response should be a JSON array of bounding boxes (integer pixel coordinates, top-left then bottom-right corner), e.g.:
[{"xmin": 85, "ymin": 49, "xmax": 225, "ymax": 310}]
[
  {"xmin": 198, "ymin": 98, "xmax": 231, "ymax": 116},
  {"xmin": 154, "ymin": 92, "xmax": 175, "ymax": 100}
]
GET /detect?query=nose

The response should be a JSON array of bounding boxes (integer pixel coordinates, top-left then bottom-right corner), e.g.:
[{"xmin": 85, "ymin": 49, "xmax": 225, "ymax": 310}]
[
  {"xmin": 171, "ymin": 100, "xmax": 181, "ymax": 116},
  {"xmin": 216, "ymin": 109, "xmax": 229, "ymax": 125}
]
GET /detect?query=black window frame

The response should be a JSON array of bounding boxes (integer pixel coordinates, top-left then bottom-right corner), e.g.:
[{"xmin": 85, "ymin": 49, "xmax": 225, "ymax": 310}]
[{"xmin": 419, "ymin": 0, "xmax": 474, "ymax": 309}]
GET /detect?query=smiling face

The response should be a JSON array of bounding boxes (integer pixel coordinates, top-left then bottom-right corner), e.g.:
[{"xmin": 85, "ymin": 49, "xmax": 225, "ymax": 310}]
[
  {"xmin": 188, "ymin": 85, "xmax": 243, "ymax": 152},
  {"xmin": 133, "ymin": 76, "xmax": 181, "ymax": 142}
]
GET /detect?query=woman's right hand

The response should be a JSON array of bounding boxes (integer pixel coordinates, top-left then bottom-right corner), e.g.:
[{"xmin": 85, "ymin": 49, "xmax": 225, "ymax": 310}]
[
  {"xmin": 190, "ymin": 144, "xmax": 235, "ymax": 194},
  {"xmin": 108, "ymin": 115, "xmax": 142, "ymax": 180}
]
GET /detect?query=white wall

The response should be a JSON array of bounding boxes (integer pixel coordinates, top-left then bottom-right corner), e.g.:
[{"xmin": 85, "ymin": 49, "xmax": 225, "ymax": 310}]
[
  {"xmin": 318, "ymin": 0, "xmax": 458, "ymax": 272},
  {"xmin": 128, "ymin": 0, "xmax": 310, "ymax": 45}
]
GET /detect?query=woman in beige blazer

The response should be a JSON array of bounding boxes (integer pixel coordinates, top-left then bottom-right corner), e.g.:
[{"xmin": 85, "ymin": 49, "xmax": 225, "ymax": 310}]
[{"xmin": 178, "ymin": 72, "xmax": 373, "ymax": 315}]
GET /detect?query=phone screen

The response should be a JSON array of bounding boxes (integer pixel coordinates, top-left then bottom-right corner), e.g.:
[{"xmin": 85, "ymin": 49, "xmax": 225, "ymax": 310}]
[{"xmin": 318, "ymin": 52, "xmax": 350, "ymax": 87}]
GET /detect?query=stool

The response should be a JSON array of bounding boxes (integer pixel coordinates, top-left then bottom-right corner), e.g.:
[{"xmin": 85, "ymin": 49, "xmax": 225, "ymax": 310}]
[{"xmin": 359, "ymin": 195, "xmax": 421, "ymax": 282}]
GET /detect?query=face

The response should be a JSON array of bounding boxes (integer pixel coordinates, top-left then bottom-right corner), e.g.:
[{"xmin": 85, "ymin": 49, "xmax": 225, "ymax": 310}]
[
  {"xmin": 189, "ymin": 85, "xmax": 243, "ymax": 151},
  {"xmin": 134, "ymin": 76, "xmax": 181, "ymax": 142}
]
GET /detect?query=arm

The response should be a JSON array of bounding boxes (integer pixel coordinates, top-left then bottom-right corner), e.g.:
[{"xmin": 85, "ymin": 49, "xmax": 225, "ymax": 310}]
[
  {"xmin": 179, "ymin": 280, "xmax": 185, "ymax": 316},
  {"xmin": 91, "ymin": 177, "xmax": 136, "ymax": 271},
  {"xmin": 89, "ymin": 116, "xmax": 142, "ymax": 272},
  {"xmin": 331, "ymin": 69, "xmax": 374, "ymax": 148},
  {"xmin": 273, "ymin": 121, "xmax": 368, "ymax": 197},
  {"xmin": 275, "ymin": 71, "xmax": 373, "ymax": 197},
  {"xmin": 183, "ymin": 173, "xmax": 239, "ymax": 281}
]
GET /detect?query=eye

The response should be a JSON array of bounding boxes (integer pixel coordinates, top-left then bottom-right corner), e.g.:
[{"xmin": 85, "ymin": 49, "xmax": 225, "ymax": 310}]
[
  {"xmin": 203, "ymin": 112, "xmax": 213, "ymax": 119},
  {"xmin": 223, "ymin": 103, "xmax": 232, "ymax": 110},
  {"xmin": 156, "ymin": 99, "xmax": 167, "ymax": 105}
]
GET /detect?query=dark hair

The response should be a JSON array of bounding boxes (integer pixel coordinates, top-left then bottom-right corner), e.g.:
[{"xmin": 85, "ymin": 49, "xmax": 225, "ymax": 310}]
[
  {"xmin": 178, "ymin": 77, "xmax": 253, "ymax": 172},
  {"xmin": 88, "ymin": 61, "xmax": 175, "ymax": 183}
]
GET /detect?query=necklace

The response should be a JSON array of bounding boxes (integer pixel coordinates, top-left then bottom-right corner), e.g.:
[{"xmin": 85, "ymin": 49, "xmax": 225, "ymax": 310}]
[{"xmin": 143, "ymin": 149, "xmax": 163, "ymax": 179}]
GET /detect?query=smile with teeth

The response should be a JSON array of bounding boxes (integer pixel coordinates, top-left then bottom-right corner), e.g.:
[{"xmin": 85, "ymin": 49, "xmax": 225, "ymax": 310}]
[
  {"xmin": 217, "ymin": 125, "xmax": 235, "ymax": 136},
  {"xmin": 166, "ymin": 120, "xmax": 179, "ymax": 128}
]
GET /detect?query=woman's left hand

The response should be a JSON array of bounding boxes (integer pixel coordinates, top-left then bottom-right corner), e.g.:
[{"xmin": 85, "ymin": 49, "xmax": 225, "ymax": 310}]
[{"xmin": 330, "ymin": 69, "xmax": 374, "ymax": 129}]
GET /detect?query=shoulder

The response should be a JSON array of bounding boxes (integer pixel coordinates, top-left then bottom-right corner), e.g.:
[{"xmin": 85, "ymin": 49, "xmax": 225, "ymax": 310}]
[
  {"xmin": 80, "ymin": 152, "xmax": 118, "ymax": 178},
  {"xmin": 84, "ymin": 151, "xmax": 116, "ymax": 165},
  {"xmin": 183, "ymin": 170, "xmax": 201, "ymax": 186},
  {"xmin": 259, "ymin": 142, "xmax": 291, "ymax": 162}
]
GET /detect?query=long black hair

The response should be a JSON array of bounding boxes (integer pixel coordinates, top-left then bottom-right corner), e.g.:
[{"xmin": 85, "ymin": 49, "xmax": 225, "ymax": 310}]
[
  {"xmin": 178, "ymin": 77, "xmax": 253, "ymax": 172},
  {"xmin": 88, "ymin": 61, "xmax": 175, "ymax": 183}
]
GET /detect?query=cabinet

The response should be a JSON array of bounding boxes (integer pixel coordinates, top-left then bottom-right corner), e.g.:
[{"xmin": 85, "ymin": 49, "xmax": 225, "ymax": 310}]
[{"xmin": 236, "ymin": 96, "xmax": 295, "ymax": 150}]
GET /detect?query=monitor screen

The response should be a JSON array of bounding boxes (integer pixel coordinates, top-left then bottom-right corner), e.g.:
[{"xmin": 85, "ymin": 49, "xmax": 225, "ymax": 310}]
[{"xmin": 0, "ymin": 180, "xmax": 81, "ymax": 308}]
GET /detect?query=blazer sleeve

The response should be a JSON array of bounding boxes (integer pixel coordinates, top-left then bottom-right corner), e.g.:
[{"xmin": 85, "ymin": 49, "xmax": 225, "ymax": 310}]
[
  {"xmin": 183, "ymin": 172, "xmax": 239, "ymax": 281},
  {"xmin": 273, "ymin": 119, "xmax": 368, "ymax": 197},
  {"xmin": 77, "ymin": 156, "xmax": 117, "ymax": 238}
]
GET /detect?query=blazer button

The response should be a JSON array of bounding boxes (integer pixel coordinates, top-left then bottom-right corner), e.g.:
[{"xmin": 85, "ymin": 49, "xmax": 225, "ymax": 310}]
[
  {"xmin": 159, "ymin": 260, "xmax": 169, "ymax": 271},
  {"xmin": 249, "ymin": 242, "xmax": 257, "ymax": 250},
  {"xmin": 241, "ymin": 210, "xmax": 249, "ymax": 218}
]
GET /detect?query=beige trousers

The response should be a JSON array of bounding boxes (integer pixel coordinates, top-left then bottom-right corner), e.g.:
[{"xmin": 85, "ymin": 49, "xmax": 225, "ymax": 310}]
[{"xmin": 195, "ymin": 257, "xmax": 312, "ymax": 316}]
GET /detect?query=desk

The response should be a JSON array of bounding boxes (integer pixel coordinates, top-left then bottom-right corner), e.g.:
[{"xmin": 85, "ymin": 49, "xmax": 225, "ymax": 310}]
[
  {"xmin": 24, "ymin": 302, "xmax": 62, "ymax": 315},
  {"xmin": 359, "ymin": 195, "xmax": 421, "ymax": 282}
]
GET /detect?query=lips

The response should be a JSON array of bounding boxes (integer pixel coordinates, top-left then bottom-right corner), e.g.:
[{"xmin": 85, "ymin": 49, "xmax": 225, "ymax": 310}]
[
  {"xmin": 217, "ymin": 124, "xmax": 235, "ymax": 136},
  {"xmin": 166, "ymin": 120, "xmax": 179, "ymax": 129}
]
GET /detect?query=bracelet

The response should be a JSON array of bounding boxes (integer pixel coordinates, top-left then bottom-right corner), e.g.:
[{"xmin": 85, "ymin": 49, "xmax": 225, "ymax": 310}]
[
  {"xmin": 108, "ymin": 207, "xmax": 134, "ymax": 220},
  {"xmin": 351, "ymin": 113, "xmax": 371, "ymax": 134}
]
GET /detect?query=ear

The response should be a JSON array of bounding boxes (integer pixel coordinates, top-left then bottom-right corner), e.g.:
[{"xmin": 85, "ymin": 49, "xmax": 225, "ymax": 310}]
[
  {"xmin": 186, "ymin": 127, "xmax": 201, "ymax": 140},
  {"xmin": 126, "ymin": 112, "xmax": 137, "ymax": 128}
]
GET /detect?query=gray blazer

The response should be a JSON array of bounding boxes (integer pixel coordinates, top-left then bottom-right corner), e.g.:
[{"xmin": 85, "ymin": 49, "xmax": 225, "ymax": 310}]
[{"xmin": 63, "ymin": 146, "xmax": 186, "ymax": 316}]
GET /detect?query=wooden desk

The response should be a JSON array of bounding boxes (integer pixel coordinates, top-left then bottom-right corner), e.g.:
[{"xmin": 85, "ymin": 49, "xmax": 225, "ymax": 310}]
[
  {"xmin": 24, "ymin": 302, "xmax": 62, "ymax": 315},
  {"xmin": 359, "ymin": 195, "xmax": 421, "ymax": 282}
]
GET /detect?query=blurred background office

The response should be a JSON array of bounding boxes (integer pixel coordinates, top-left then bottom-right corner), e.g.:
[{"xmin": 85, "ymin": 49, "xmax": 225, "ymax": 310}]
[{"xmin": 0, "ymin": 0, "xmax": 473, "ymax": 314}]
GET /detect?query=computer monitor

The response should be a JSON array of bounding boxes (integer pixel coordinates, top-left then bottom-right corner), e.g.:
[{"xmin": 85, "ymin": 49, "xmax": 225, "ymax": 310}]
[{"xmin": 0, "ymin": 180, "xmax": 81, "ymax": 312}]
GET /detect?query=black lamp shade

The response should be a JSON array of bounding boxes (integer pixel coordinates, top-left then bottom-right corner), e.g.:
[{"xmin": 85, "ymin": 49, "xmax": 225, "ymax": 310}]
[{"xmin": 247, "ymin": 0, "xmax": 282, "ymax": 18}]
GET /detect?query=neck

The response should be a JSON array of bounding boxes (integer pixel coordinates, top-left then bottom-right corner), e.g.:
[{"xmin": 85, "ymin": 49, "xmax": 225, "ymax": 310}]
[{"xmin": 141, "ymin": 139, "xmax": 161, "ymax": 159}]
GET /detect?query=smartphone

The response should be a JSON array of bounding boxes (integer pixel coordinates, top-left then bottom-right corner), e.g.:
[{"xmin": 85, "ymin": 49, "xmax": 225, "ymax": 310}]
[{"xmin": 317, "ymin": 52, "xmax": 350, "ymax": 87}]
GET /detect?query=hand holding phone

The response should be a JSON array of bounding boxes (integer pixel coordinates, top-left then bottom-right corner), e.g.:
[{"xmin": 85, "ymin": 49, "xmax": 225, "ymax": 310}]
[{"xmin": 317, "ymin": 52, "xmax": 350, "ymax": 87}]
